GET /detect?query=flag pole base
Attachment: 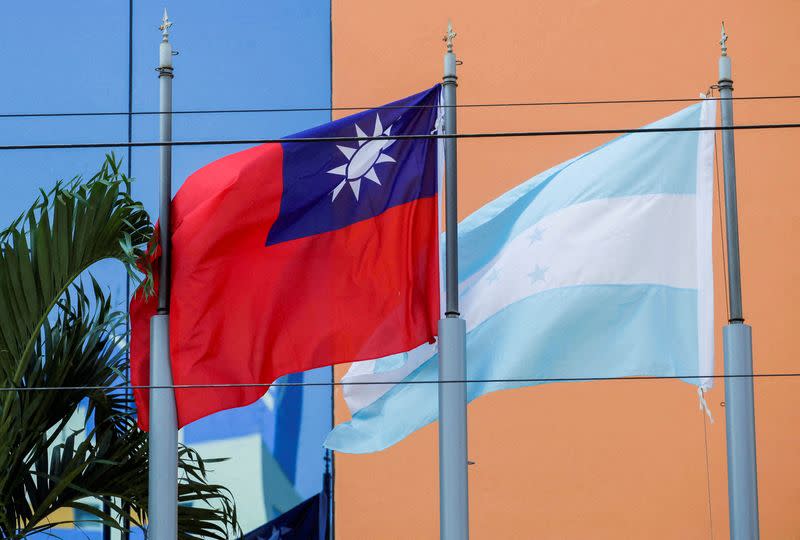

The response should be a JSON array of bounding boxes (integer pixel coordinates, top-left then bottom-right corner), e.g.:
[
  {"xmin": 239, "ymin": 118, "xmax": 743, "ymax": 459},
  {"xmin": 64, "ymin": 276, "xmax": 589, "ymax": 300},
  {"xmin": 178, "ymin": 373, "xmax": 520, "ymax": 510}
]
[
  {"xmin": 723, "ymin": 323, "xmax": 759, "ymax": 540},
  {"xmin": 148, "ymin": 314, "xmax": 178, "ymax": 540},
  {"xmin": 438, "ymin": 317, "xmax": 469, "ymax": 540}
]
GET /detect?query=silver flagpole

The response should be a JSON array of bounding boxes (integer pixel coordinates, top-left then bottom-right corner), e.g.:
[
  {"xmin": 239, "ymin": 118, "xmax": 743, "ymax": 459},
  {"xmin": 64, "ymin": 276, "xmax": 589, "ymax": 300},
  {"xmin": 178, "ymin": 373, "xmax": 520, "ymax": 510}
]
[
  {"xmin": 438, "ymin": 21, "xmax": 469, "ymax": 540},
  {"xmin": 718, "ymin": 23, "xmax": 760, "ymax": 540},
  {"xmin": 148, "ymin": 9, "xmax": 178, "ymax": 540}
]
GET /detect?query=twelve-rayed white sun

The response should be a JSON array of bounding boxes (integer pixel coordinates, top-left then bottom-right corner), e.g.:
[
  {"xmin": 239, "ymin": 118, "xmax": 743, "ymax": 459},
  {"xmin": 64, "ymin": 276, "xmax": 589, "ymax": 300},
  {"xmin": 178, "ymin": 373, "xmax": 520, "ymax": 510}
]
[{"xmin": 327, "ymin": 115, "xmax": 396, "ymax": 201}]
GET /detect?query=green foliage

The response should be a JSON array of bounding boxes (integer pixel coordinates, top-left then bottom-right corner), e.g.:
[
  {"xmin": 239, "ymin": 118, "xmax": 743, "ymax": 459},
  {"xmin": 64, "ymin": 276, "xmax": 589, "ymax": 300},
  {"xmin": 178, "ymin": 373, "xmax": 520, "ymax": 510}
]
[{"xmin": 0, "ymin": 156, "xmax": 239, "ymax": 539}]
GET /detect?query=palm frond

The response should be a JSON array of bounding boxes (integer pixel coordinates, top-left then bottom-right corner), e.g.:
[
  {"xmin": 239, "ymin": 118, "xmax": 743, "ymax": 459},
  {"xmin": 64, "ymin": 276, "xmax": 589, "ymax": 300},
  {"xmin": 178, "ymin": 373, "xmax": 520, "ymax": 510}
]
[{"xmin": 0, "ymin": 156, "xmax": 240, "ymax": 539}]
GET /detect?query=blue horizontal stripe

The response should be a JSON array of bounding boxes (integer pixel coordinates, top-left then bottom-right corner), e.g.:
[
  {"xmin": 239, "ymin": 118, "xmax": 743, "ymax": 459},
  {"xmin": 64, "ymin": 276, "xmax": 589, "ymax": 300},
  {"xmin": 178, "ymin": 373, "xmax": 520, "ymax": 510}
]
[
  {"xmin": 458, "ymin": 104, "xmax": 702, "ymax": 280},
  {"xmin": 326, "ymin": 284, "xmax": 699, "ymax": 453}
]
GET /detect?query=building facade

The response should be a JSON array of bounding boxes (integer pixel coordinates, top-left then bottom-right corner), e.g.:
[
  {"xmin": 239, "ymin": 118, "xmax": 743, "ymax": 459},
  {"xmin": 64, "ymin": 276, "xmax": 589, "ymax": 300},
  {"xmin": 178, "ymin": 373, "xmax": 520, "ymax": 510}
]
[
  {"xmin": 330, "ymin": 1, "xmax": 800, "ymax": 538},
  {"xmin": 1, "ymin": 1, "xmax": 798, "ymax": 538}
]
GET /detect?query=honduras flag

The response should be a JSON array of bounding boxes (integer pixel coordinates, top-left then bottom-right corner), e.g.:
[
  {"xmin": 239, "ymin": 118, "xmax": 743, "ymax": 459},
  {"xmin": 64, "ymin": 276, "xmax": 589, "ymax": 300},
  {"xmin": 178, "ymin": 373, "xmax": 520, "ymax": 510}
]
[{"xmin": 326, "ymin": 99, "xmax": 716, "ymax": 453}]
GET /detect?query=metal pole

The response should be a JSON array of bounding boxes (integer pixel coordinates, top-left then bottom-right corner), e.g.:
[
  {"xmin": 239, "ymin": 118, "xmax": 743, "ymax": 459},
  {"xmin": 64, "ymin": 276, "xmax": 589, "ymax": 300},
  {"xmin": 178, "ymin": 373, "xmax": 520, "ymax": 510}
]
[
  {"xmin": 104, "ymin": 4, "xmax": 137, "ymax": 535},
  {"xmin": 148, "ymin": 9, "xmax": 178, "ymax": 540},
  {"xmin": 438, "ymin": 21, "xmax": 469, "ymax": 540},
  {"xmin": 718, "ymin": 23, "xmax": 760, "ymax": 540},
  {"xmin": 121, "ymin": 1, "xmax": 134, "ymax": 537}
]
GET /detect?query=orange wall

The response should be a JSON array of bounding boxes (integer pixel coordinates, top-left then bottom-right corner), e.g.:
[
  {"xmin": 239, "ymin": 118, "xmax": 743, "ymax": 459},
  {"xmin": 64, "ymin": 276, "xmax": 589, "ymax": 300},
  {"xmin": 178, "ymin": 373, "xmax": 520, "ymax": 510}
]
[{"xmin": 331, "ymin": 1, "xmax": 800, "ymax": 538}]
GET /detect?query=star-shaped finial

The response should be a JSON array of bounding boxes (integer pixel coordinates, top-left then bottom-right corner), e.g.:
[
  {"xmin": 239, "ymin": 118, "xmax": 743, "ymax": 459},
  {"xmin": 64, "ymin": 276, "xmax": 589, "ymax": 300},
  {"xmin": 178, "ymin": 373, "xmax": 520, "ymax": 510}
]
[
  {"xmin": 443, "ymin": 21, "xmax": 457, "ymax": 53},
  {"xmin": 160, "ymin": 8, "xmax": 173, "ymax": 42},
  {"xmin": 720, "ymin": 21, "xmax": 728, "ymax": 57}
]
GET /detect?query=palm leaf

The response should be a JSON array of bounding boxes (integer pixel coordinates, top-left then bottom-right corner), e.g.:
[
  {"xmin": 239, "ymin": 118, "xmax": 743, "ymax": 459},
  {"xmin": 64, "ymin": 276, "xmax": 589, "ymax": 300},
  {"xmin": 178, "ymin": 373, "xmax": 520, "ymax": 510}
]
[{"xmin": 0, "ymin": 156, "xmax": 240, "ymax": 539}]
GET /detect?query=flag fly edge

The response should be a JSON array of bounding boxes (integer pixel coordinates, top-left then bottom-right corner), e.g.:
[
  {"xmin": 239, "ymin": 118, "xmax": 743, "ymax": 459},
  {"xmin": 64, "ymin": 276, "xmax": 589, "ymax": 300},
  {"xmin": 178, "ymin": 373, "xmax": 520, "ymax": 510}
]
[{"xmin": 696, "ymin": 97, "xmax": 717, "ymax": 391}]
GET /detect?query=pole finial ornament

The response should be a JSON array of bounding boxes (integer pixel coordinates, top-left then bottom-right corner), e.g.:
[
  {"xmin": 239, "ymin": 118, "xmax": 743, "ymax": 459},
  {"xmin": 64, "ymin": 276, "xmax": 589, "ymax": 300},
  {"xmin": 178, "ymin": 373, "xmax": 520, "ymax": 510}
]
[
  {"xmin": 160, "ymin": 8, "xmax": 173, "ymax": 42},
  {"xmin": 443, "ymin": 21, "xmax": 456, "ymax": 53},
  {"xmin": 720, "ymin": 21, "xmax": 728, "ymax": 56}
]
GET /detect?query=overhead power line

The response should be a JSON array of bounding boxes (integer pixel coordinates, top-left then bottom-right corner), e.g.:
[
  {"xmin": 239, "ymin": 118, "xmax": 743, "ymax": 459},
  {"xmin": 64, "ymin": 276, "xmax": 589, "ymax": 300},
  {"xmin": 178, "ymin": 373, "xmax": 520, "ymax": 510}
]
[
  {"xmin": 0, "ymin": 94, "xmax": 799, "ymax": 119},
  {"xmin": 0, "ymin": 122, "xmax": 798, "ymax": 151},
  {"xmin": 0, "ymin": 372, "xmax": 798, "ymax": 392}
]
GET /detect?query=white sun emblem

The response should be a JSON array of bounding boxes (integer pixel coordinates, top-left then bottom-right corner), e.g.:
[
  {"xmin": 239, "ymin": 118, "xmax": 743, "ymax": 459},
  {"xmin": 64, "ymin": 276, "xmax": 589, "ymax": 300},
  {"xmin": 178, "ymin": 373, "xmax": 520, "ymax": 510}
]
[{"xmin": 327, "ymin": 115, "xmax": 396, "ymax": 202}]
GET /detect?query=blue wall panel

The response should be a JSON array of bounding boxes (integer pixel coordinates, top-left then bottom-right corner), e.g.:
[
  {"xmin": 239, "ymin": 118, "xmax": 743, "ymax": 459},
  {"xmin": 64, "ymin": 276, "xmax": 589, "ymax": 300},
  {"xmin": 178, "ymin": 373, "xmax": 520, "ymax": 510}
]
[{"xmin": 0, "ymin": 1, "xmax": 332, "ymax": 536}]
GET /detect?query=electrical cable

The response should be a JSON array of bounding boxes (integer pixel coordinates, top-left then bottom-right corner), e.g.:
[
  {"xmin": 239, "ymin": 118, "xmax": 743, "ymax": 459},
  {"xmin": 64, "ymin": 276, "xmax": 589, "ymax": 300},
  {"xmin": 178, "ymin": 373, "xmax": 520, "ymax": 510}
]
[
  {"xmin": 1, "ymin": 94, "xmax": 799, "ymax": 119},
  {"xmin": 1, "ymin": 122, "xmax": 800, "ymax": 151}
]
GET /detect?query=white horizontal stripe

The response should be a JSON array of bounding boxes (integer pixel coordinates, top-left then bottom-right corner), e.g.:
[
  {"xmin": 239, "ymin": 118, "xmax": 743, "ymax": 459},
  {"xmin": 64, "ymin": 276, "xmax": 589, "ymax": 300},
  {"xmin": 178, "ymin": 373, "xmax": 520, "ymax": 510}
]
[
  {"xmin": 344, "ymin": 193, "xmax": 700, "ymax": 413},
  {"xmin": 342, "ymin": 345, "xmax": 436, "ymax": 412},
  {"xmin": 462, "ymin": 193, "xmax": 697, "ymax": 330}
]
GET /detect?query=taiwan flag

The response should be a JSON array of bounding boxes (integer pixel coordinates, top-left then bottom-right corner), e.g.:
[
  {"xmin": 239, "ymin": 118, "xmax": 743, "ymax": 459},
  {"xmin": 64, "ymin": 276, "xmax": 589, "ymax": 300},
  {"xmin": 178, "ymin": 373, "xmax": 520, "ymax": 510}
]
[{"xmin": 131, "ymin": 86, "xmax": 442, "ymax": 430}]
